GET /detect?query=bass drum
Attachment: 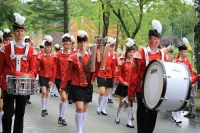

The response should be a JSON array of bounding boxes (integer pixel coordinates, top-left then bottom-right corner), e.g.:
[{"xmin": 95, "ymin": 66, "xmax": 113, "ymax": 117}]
[{"xmin": 142, "ymin": 60, "xmax": 191, "ymax": 111}]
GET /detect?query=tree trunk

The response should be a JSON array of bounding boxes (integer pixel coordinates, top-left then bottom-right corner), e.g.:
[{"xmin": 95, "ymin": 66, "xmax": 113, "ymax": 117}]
[
  {"xmin": 102, "ymin": 3, "xmax": 110, "ymax": 38},
  {"xmin": 63, "ymin": 0, "xmax": 69, "ymax": 33},
  {"xmin": 194, "ymin": 0, "xmax": 200, "ymax": 87}
]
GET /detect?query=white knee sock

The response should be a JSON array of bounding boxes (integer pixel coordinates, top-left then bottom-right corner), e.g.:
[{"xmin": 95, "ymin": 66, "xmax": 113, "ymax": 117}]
[
  {"xmin": 175, "ymin": 111, "xmax": 181, "ymax": 122},
  {"xmin": 82, "ymin": 112, "xmax": 87, "ymax": 129},
  {"xmin": 0, "ymin": 111, "xmax": 4, "ymax": 132},
  {"xmin": 109, "ymin": 90, "xmax": 113, "ymax": 99},
  {"xmin": 172, "ymin": 111, "xmax": 176, "ymax": 120},
  {"xmin": 59, "ymin": 102, "xmax": 63, "ymax": 118},
  {"xmin": 102, "ymin": 96, "xmax": 108, "ymax": 113},
  {"xmin": 62, "ymin": 102, "xmax": 67, "ymax": 120},
  {"xmin": 127, "ymin": 107, "xmax": 133, "ymax": 125},
  {"xmin": 75, "ymin": 112, "xmax": 83, "ymax": 133},
  {"xmin": 97, "ymin": 95, "xmax": 103, "ymax": 111},
  {"xmin": 115, "ymin": 106, "xmax": 121, "ymax": 121},
  {"xmin": 45, "ymin": 98, "xmax": 49, "ymax": 110},
  {"xmin": 41, "ymin": 98, "xmax": 46, "ymax": 110}
]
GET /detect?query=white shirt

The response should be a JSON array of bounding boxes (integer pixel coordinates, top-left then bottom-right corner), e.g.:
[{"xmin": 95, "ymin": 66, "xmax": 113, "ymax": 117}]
[
  {"xmin": 61, "ymin": 49, "xmax": 71, "ymax": 55},
  {"xmin": 146, "ymin": 46, "xmax": 159, "ymax": 54},
  {"xmin": 77, "ymin": 51, "xmax": 88, "ymax": 57},
  {"xmin": 13, "ymin": 41, "xmax": 26, "ymax": 48}
]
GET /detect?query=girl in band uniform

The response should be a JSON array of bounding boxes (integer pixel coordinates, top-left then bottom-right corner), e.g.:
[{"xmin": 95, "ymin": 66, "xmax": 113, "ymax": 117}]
[
  {"xmin": 37, "ymin": 35, "xmax": 55, "ymax": 117},
  {"xmin": 115, "ymin": 38, "xmax": 135, "ymax": 128},
  {"xmin": 60, "ymin": 30, "xmax": 97, "ymax": 133},
  {"xmin": 53, "ymin": 33, "xmax": 72, "ymax": 125}
]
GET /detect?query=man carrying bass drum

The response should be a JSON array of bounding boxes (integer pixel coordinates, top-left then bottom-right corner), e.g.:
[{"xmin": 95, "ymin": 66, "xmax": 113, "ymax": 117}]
[{"xmin": 128, "ymin": 20, "xmax": 168, "ymax": 133}]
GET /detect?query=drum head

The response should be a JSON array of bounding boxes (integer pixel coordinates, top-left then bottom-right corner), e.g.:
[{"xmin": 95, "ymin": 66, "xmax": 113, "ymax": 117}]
[{"xmin": 143, "ymin": 60, "xmax": 165, "ymax": 109}]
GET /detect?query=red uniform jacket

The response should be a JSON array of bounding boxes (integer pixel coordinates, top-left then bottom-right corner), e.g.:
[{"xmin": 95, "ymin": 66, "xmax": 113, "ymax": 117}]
[
  {"xmin": 37, "ymin": 53, "xmax": 56, "ymax": 82},
  {"xmin": 97, "ymin": 53, "xmax": 117, "ymax": 82},
  {"xmin": 173, "ymin": 58, "xmax": 194, "ymax": 78},
  {"xmin": 192, "ymin": 74, "xmax": 200, "ymax": 84},
  {"xmin": 116, "ymin": 59, "xmax": 133, "ymax": 85},
  {"xmin": 53, "ymin": 50, "xmax": 71, "ymax": 81},
  {"xmin": 128, "ymin": 48, "xmax": 168, "ymax": 98},
  {"xmin": 0, "ymin": 43, "xmax": 37, "ymax": 91},
  {"xmin": 60, "ymin": 52, "xmax": 96, "ymax": 89}
]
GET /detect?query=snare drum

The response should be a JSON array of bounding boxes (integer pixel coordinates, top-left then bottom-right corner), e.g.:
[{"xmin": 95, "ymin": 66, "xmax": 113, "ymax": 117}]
[
  {"xmin": 7, "ymin": 75, "xmax": 38, "ymax": 95},
  {"xmin": 142, "ymin": 60, "xmax": 191, "ymax": 111}
]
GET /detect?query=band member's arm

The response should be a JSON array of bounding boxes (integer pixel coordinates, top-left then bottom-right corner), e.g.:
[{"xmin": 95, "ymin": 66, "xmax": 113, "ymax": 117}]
[
  {"xmin": 192, "ymin": 74, "xmax": 200, "ymax": 84},
  {"xmin": 0, "ymin": 48, "xmax": 5, "ymax": 87},
  {"xmin": 27, "ymin": 49, "xmax": 37, "ymax": 77},
  {"xmin": 60, "ymin": 57, "xmax": 73, "ymax": 89},
  {"xmin": 50, "ymin": 56, "xmax": 57, "ymax": 82},
  {"xmin": 188, "ymin": 61, "xmax": 194, "ymax": 78},
  {"xmin": 164, "ymin": 53, "xmax": 168, "ymax": 62},
  {"xmin": 111, "ymin": 58, "xmax": 117, "ymax": 83},
  {"xmin": 36, "ymin": 55, "xmax": 41, "ymax": 74},
  {"xmin": 116, "ymin": 62, "xmax": 125, "ymax": 85}
]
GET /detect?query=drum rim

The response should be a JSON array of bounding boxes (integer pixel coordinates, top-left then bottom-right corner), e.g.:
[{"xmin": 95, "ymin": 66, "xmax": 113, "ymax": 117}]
[
  {"xmin": 142, "ymin": 60, "xmax": 167, "ymax": 110},
  {"xmin": 175, "ymin": 63, "xmax": 192, "ymax": 111}
]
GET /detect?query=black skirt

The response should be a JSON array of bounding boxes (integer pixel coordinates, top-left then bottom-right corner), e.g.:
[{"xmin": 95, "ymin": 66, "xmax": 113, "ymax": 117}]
[
  {"xmin": 97, "ymin": 77, "xmax": 113, "ymax": 88},
  {"xmin": 55, "ymin": 79, "xmax": 71, "ymax": 93},
  {"xmin": 71, "ymin": 85, "xmax": 93, "ymax": 103},
  {"xmin": 39, "ymin": 76, "xmax": 50, "ymax": 88},
  {"xmin": 115, "ymin": 83, "xmax": 128, "ymax": 97}
]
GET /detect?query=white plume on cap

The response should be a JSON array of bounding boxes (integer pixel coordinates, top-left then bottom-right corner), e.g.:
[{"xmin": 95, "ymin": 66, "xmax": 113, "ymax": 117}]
[
  {"xmin": 13, "ymin": 13, "xmax": 26, "ymax": 25},
  {"xmin": 105, "ymin": 36, "xmax": 116, "ymax": 45},
  {"xmin": 41, "ymin": 40, "xmax": 45, "ymax": 46},
  {"xmin": 182, "ymin": 37, "xmax": 189, "ymax": 46},
  {"xmin": 24, "ymin": 36, "xmax": 30, "ymax": 40},
  {"xmin": 77, "ymin": 30, "xmax": 88, "ymax": 38},
  {"xmin": 3, "ymin": 29, "xmax": 11, "ymax": 33},
  {"xmin": 0, "ymin": 31, "xmax": 3, "ymax": 39},
  {"xmin": 55, "ymin": 44, "xmax": 60, "ymax": 48},
  {"xmin": 62, "ymin": 33, "xmax": 70, "ymax": 39},
  {"xmin": 44, "ymin": 35, "xmax": 53, "ymax": 43},
  {"xmin": 70, "ymin": 35, "xmax": 75, "ymax": 42},
  {"xmin": 152, "ymin": 20, "xmax": 162, "ymax": 34},
  {"xmin": 89, "ymin": 44, "xmax": 93, "ymax": 47},
  {"xmin": 117, "ymin": 50, "xmax": 123, "ymax": 55},
  {"xmin": 126, "ymin": 38, "xmax": 135, "ymax": 47}
]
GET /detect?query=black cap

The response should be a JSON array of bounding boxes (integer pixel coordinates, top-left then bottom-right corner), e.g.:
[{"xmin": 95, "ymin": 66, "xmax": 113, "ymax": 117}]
[
  {"xmin": 148, "ymin": 29, "xmax": 161, "ymax": 38},
  {"xmin": 62, "ymin": 36, "xmax": 71, "ymax": 43},
  {"xmin": 178, "ymin": 45, "xmax": 187, "ymax": 51},
  {"xmin": 13, "ymin": 22, "xmax": 25, "ymax": 31}
]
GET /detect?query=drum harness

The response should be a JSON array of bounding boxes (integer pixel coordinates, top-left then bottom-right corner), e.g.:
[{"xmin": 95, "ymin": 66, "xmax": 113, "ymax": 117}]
[{"xmin": 10, "ymin": 41, "xmax": 30, "ymax": 72}]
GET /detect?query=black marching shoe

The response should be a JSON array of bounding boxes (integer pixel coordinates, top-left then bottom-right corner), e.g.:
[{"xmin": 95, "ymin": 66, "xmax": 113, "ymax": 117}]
[
  {"xmin": 101, "ymin": 111, "xmax": 108, "ymax": 116},
  {"xmin": 124, "ymin": 102, "xmax": 128, "ymax": 108},
  {"xmin": 107, "ymin": 98, "xmax": 113, "ymax": 103},
  {"xmin": 58, "ymin": 117, "xmax": 62, "ymax": 124},
  {"xmin": 62, "ymin": 119, "xmax": 67, "ymax": 125},
  {"xmin": 27, "ymin": 99, "xmax": 31, "ymax": 104},
  {"xmin": 188, "ymin": 114, "xmax": 195, "ymax": 118},
  {"xmin": 68, "ymin": 100, "xmax": 73, "ymax": 104},
  {"xmin": 41, "ymin": 110, "xmax": 45, "ymax": 117},
  {"xmin": 184, "ymin": 113, "xmax": 191, "ymax": 117},
  {"xmin": 115, "ymin": 118, "xmax": 120, "ymax": 124},
  {"xmin": 44, "ymin": 109, "xmax": 48, "ymax": 115},
  {"xmin": 54, "ymin": 94, "xmax": 58, "ymax": 97},
  {"xmin": 126, "ymin": 124, "xmax": 134, "ymax": 128},
  {"xmin": 51, "ymin": 92, "xmax": 54, "ymax": 97}
]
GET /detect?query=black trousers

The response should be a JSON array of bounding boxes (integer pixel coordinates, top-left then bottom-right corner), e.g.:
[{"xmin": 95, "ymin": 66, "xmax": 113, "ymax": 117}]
[
  {"xmin": 2, "ymin": 91, "xmax": 27, "ymax": 133},
  {"xmin": 26, "ymin": 95, "xmax": 30, "ymax": 100},
  {"xmin": 136, "ymin": 92, "xmax": 158, "ymax": 133}
]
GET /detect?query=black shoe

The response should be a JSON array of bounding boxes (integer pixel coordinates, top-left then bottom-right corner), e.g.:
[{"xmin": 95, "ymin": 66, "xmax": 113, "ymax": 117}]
[
  {"xmin": 54, "ymin": 94, "xmax": 58, "ymax": 97},
  {"xmin": 101, "ymin": 111, "xmax": 107, "ymax": 116},
  {"xmin": 124, "ymin": 102, "xmax": 128, "ymax": 108},
  {"xmin": 184, "ymin": 113, "xmax": 191, "ymax": 117},
  {"xmin": 44, "ymin": 109, "xmax": 48, "ymax": 115},
  {"xmin": 188, "ymin": 114, "xmax": 195, "ymax": 118},
  {"xmin": 27, "ymin": 100, "xmax": 31, "ymax": 104},
  {"xmin": 40, "ymin": 89, "xmax": 42, "ymax": 93},
  {"xmin": 51, "ymin": 92, "xmax": 54, "ymax": 97},
  {"xmin": 115, "ymin": 118, "xmax": 120, "ymax": 124},
  {"xmin": 58, "ymin": 117, "xmax": 62, "ymax": 124},
  {"xmin": 126, "ymin": 124, "xmax": 134, "ymax": 128},
  {"xmin": 107, "ymin": 98, "xmax": 113, "ymax": 103},
  {"xmin": 176, "ymin": 120, "xmax": 182, "ymax": 124},
  {"xmin": 62, "ymin": 119, "xmax": 67, "ymax": 125},
  {"xmin": 41, "ymin": 110, "xmax": 45, "ymax": 117},
  {"xmin": 68, "ymin": 100, "xmax": 73, "ymax": 104}
]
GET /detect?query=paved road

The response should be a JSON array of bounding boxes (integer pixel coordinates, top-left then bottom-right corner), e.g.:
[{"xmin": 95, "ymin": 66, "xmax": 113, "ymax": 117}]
[{"xmin": 21, "ymin": 90, "xmax": 200, "ymax": 133}]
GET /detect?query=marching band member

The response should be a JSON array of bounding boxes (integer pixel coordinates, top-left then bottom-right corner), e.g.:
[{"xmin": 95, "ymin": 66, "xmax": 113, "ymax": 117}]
[
  {"xmin": 38, "ymin": 41, "xmax": 45, "ymax": 55},
  {"xmin": 115, "ymin": 38, "xmax": 135, "ymax": 128},
  {"xmin": 50, "ymin": 44, "xmax": 60, "ymax": 97},
  {"xmin": 54, "ymin": 33, "xmax": 72, "ymax": 125},
  {"xmin": 172, "ymin": 44, "xmax": 194, "ymax": 124},
  {"xmin": 0, "ymin": 13, "xmax": 37, "ymax": 133},
  {"xmin": 2, "ymin": 29, "xmax": 12, "ymax": 44},
  {"xmin": 108, "ymin": 40, "xmax": 118, "ymax": 103},
  {"xmin": 0, "ymin": 31, "xmax": 3, "ymax": 133},
  {"xmin": 128, "ymin": 20, "xmax": 168, "ymax": 133},
  {"xmin": 60, "ymin": 30, "xmax": 97, "ymax": 133},
  {"xmin": 24, "ymin": 36, "xmax": 33, "ymax": 104},
  {"xmin": 37, "ymin": 35, "xmax": 55, "ymax": 117},
  {"xmin": 96, "ymin": 36, "xmax": 117, "ymax": 115}
]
